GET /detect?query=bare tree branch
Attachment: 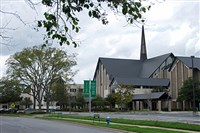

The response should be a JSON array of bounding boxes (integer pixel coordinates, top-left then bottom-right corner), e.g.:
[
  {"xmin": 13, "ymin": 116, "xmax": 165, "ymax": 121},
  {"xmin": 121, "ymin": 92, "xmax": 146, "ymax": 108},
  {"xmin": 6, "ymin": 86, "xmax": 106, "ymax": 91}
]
[{"xmin": 0, "ymin": 10, "xmax": 26, "ymax": 25}]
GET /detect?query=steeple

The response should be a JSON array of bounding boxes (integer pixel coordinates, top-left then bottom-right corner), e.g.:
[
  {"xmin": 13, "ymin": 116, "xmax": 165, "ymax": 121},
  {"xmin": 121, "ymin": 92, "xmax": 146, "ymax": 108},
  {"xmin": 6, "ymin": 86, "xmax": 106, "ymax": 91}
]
[{"xmin": 140, "ymin": 25, "xmax": 147, "ymax": 61}]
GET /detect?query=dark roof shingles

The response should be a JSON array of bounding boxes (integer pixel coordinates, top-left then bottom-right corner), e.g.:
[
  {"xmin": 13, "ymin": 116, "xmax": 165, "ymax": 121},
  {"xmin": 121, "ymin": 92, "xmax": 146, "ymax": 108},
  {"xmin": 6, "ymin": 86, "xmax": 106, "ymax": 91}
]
[
  {"xmin": 132, "ymin": 92, "xmax": 169, "ymax": 100},
  {"xmin": 177, "ymin": 56, "xmax": 200, "ymax": 70}
]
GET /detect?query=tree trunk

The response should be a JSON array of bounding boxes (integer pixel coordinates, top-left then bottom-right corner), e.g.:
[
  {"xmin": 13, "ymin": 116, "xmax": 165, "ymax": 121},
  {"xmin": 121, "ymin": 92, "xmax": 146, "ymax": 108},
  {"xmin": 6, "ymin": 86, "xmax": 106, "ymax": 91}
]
[
  {"xmin": 46, "ymin": 89, "xmax": 50, "ymax": 113},
  {"xmin": 33, "ymin": 96, "xmax": 36, "ymax": 109},
  {"xmin": 38, "ymin": 100, "xmax": 42, "ymax": 111}
]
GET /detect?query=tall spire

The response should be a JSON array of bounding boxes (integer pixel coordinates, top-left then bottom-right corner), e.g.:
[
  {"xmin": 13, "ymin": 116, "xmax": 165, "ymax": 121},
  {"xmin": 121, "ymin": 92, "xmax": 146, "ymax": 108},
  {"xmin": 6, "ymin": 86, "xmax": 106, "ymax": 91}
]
[{"xmin": 140, "ymin": 25, "xmax": 147, "ymax": 61}]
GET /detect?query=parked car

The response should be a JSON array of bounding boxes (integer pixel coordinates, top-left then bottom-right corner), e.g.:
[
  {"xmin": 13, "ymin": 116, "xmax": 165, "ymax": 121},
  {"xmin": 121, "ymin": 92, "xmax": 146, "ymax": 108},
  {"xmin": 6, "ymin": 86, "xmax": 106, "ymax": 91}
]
[
  {"xmin": 0, "ymin": 108, "xmax": 18, "ymax": 113},
  {"xmin": 17, "ymin": 108, "xmax": 44, "ymax": 114},
  {"xmin": 0, "ymin": 108, "xmax": 6, "ymax": 113}
]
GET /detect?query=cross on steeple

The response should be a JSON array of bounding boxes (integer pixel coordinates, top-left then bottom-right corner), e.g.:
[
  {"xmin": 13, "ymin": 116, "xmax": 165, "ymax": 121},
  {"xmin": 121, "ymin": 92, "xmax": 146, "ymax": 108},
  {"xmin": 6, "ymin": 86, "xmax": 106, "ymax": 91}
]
[{"xmin": 140, "ymin": 25, "xmax": 147, "ymax": 61}]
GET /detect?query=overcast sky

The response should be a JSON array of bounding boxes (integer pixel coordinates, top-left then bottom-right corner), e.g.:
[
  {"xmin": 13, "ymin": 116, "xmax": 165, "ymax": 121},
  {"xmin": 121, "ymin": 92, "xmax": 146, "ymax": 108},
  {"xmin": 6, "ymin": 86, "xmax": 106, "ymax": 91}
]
[{"xmin": 0, "ymin": 0, "xmax": 200, "ymax": 84}]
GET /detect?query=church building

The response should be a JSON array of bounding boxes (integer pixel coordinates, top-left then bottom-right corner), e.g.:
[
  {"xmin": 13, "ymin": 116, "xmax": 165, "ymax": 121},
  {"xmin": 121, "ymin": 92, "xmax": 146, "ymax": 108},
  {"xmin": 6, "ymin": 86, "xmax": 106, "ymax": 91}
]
[{"xmin": 93, "ymin": 26, "xmax": 200, "ymax": 111}]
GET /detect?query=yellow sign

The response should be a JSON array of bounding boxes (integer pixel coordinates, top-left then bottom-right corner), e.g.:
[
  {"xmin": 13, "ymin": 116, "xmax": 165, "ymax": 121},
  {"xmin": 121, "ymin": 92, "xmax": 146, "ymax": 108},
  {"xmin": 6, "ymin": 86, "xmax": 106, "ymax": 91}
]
[{"xmin": 10, "ymin": 103, "xmax": 15, "ymax": 108}]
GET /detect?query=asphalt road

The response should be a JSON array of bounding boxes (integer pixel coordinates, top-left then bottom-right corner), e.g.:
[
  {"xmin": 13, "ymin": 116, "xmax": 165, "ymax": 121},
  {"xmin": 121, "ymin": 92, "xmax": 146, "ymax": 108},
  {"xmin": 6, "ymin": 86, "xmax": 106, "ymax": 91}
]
[{"xmin": 0, "ymin": 116, "xmax": 121, "ymax": 133}]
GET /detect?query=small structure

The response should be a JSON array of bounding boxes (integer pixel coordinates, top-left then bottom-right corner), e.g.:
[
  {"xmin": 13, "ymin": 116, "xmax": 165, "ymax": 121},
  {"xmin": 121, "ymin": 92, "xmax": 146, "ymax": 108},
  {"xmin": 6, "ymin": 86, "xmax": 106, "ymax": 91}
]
[{"xmin": 132, "ymin": 92, "xmax": 171, "ymax": 111}]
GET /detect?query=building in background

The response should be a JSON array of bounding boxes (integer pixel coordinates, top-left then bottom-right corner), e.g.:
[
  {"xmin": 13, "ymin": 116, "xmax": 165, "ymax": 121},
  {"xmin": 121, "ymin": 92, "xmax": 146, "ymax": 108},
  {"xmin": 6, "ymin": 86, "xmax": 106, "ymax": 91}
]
[
  {"xmin": 93, "ymin": 26, "xmax": 200, "ymax": 111},
  {"xmin": 0, "ymin": 84, "xmax": 84, "ymax": 110}
]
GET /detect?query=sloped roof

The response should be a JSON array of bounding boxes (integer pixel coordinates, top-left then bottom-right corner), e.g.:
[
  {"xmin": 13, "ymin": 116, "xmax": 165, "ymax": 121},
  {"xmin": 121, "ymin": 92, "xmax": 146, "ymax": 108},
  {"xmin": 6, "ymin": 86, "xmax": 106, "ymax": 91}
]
[
  {"xmin": 140, "ymin": 53, "xmax": 173, "ymax": 77},
  {"xmin": 177, "ymin": 56, "xmax": 200, "ymax": 70},
  {"xmin": 95, "ymin": 54, "xmax": 172, "ymax": 87},
  {"xmin": 99, "ymin": 57, "xmax": 143, "ymax": 79},
  {"xmin": 132, "ymin": 92, "xmax": 170, "ymax": 101},
  {"xmin": 115, "ymin": 77, "xmax": 170, "ymax": 87}
]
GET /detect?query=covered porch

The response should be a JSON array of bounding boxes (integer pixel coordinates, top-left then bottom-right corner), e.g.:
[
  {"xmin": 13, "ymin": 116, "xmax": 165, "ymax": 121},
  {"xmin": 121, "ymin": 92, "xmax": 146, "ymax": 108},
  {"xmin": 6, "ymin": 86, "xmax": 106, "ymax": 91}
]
[{"xmin": 132, "ymin": 92, "xmax": 171, "ymax": 111}]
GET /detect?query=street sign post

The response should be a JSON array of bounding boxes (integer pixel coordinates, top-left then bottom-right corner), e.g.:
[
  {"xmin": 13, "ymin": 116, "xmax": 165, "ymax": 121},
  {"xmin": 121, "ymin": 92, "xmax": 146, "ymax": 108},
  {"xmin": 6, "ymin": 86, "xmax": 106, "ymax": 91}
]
[
  {"xmin": 84, "ymin": 80, "xmax": 96, "ymax": 98},
  {"xmin": 84, "ymin": 80, "xmax": 96, "ymax": 113}
]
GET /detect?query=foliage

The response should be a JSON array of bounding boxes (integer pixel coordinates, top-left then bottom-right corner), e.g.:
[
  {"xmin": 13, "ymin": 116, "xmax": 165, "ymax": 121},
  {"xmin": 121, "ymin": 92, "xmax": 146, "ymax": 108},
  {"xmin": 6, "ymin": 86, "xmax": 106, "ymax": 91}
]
[
  {"xmin": 20, "ymin": 97, "xmax": 33, "ymax": 107},
  {"xmin": 113, "ymin": 85, "xmax": 133, "ymax": 110},
  {"xmin": 50, "ymin": 77, "xmax": 69, "ymax": 108},
  {"xmin": 178, "ymin": 78, "xmax": 200, "ymax": 102},
  {"xmin": 105, "ymin": 93, "xmax": 116, "ymax": 108},
  {"xmin": 0, "ymin": 77, "xmax": 22, "ymax": 104},
  {"xmin": 92, "ymin": 96, "xmax": 107, "ymax": 109},
  {"xmin": 6, "ymin": 45, "xmax": 77, "ymax": 111},
  {"xmin": 37, "ymin": 0, "xmax": 151, "ymax": 46},
  {"xmin": 75, "ymin": 92, "xmax": 85, "ymax": 109}
]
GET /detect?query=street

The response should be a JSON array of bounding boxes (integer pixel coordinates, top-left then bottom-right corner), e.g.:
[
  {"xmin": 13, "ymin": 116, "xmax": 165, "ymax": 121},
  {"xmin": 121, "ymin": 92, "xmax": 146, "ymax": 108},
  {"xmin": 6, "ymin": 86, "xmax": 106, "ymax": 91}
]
[{"xmin": 0, "ymin": 116, "xmax": 120, "ymax": 133}]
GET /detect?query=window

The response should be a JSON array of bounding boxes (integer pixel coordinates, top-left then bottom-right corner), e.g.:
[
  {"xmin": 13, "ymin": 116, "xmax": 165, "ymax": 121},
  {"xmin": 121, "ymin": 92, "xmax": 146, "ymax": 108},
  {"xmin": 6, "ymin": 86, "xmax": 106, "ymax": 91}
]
[{"xmin": 70, "ymin": 89, "xmax": 76, "ymax": 92}]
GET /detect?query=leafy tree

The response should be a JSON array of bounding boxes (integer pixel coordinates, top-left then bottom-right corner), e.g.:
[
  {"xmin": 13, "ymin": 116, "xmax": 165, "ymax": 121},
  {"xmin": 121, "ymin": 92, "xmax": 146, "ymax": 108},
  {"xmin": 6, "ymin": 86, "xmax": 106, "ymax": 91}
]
[
  {"xmin": 113, "ymin": 85, "xmax": 133, "ymax": 110},
  {"xmin": 0, "ymin": 77, "xmax": 22, "ymax": 104},
  {"xmin": 105, "ymin": 93, "xmax": 116, "ymax": 108},
  {"xmin": 92, "ymin": 96, "xmax": 107, "ymax": 110},
  {"xmin": 6, "ymin": 45, "xmax": 77, "ymax": 111},
  {"xmin": 50, "ymin": 77, "xmax": 69, "ymax": 109},
  {"xmin": 36, "ymin": 0, "xmax": 151, "ymax": 46},
  {"xmin": 75, "ymin": 92, "xmax": 85, "ymax": 109},
  {"xmin": 178, "ymin": 78, "xmax": 200, "ymax": 102},
  {"xmin": 20, "ymin": 97, "xmax": 33, "ymax": 108}
]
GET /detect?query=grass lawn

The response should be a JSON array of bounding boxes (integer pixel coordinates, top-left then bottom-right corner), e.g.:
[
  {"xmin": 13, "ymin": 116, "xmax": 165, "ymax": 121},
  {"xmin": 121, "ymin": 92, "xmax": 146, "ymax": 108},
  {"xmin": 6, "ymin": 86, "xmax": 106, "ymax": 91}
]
[
  {"xmin": 45, "ymin": 114, "xmax": 200, "ymax": 132},
  {"xmin": 43, "ymin": 116, "xmax": 185, "ymax": 133}
]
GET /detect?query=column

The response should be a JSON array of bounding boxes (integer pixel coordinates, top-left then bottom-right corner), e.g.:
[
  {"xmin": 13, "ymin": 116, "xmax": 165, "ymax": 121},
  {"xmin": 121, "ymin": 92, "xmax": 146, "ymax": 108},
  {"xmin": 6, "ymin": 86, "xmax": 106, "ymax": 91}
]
[
  {"xmin": 140, "ymin": 101, "xmax": 143, "ymax": 110},
  {"xmin": 158, "ymin": 100, "xmax": 161, "ymax": 111},
  {"xmin": 168, "ymin": 100, "xmax": 172, "ymax": 112},
  {"xmin": 132, "ymin": 101, "xmax": 135, "ymax": 111},
  {"xmin": 136, "ymin": 101, "xmax": 140, "ymax": 111}
]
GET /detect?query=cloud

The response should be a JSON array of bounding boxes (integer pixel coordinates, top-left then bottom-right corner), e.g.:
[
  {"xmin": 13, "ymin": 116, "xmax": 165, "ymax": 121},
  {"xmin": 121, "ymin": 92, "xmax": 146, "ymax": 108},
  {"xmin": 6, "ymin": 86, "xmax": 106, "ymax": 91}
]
[{"xmin": 1, "ymin": 0, "xmax": 199, "ymax": 83}]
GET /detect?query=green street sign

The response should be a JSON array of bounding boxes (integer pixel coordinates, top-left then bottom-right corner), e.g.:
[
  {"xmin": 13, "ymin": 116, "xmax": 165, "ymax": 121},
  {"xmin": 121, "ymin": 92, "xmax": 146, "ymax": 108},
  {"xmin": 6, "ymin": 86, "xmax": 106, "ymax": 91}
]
[{"xmin": 84, "ymin": 80, "xmax": 96, "ymax": 98}]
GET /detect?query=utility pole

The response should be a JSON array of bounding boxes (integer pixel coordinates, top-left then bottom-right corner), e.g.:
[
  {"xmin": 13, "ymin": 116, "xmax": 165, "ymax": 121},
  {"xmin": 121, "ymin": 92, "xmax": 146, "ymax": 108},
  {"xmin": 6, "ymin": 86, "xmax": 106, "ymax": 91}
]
[
  {"xmin": 191, "ymin": 56, "xmax": 196, "ymax": 114},
  {"xmin": 89, "ymin": 79, "xmax": 91, "ymax": 114}
]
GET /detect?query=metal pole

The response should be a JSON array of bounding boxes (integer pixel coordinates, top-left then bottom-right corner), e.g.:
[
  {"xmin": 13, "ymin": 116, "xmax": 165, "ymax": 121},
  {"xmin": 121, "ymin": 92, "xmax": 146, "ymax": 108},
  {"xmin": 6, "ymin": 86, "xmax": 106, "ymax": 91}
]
[
  {"xmin": 191, "ymin": 56, "xmax": 195, "ymax": 113},
  {"xmin": 89, "ymin": 79, "xmax": 91, "ymax": 114}
]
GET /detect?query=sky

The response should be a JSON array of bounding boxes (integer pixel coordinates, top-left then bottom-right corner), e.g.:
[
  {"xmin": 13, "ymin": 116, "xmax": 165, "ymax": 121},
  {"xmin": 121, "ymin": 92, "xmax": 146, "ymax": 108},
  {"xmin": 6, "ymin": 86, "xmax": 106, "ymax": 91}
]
[{"xmin": 0, "ymin": 0, "xmax": 200, "ymax": 84}]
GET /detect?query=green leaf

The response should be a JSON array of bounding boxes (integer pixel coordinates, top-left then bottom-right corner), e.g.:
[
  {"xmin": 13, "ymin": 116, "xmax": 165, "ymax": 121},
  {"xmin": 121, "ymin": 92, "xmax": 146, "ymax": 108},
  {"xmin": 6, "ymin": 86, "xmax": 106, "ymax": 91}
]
[
  {"xmin": 65, "ymin": 26, "xmax": 68, "ymax": 32},
  {"xmin": 141, "ymin": 7, "xmax": 146, "ymax": 13},
  {"xmin": 135, "ymin": 2, "xmax": 141, "ymax": 7},
  {"xmin": 75, "ymin": 27, "xmax": 79, "ymax": 33},
  {"xmin": 122, "ymin": 4, "xmax": 127, "ymax": 15},
  {"xmin": 38, "ymin": 21, "xmax": 42, "ymax": 27},
  {"xmin": 84, "ymin": 4, "xmax": 89, "ymax": 9},
  {"xmin": 73, "ymin": 19, "xmax": 78, "ymax": 25},
  {"xmin": 88, "ymin": 11, "xmax": 92, "ymax": 17}
]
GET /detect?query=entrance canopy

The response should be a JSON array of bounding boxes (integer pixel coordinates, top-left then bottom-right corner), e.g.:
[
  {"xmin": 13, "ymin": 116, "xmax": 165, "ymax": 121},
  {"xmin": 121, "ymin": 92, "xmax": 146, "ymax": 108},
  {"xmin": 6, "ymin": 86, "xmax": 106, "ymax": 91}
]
[{"xmin": 132, "ymin": 92, "xmax": 170, "ymax": 101}]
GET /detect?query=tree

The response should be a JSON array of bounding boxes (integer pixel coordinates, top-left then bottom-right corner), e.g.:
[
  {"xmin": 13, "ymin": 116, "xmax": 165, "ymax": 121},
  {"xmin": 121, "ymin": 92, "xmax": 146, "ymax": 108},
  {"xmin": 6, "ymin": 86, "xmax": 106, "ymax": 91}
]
[
  {"xmin": 75, "ymin": 92, "xmax": 85, "ymax": 109},
  {"xmin": 6, "ymin": 45, "xmax": 77, "ymax": 111},
  {"xmin": 92, "ymin": 96, "xmax": 107, "ymax": 110},
  {"xmin": 0, "ymin": 77, "xmax": 22, "ymax": 104},
  {"xmin": 36, "ymin": 0, "xmax": 151, "ymax": 46},
  {"xmin": 105, "ymin": 93, "xmax": 116, "ymax": 108},
  {"xmin": 113, "ymin": 85, "xmax": 133, "ymax": 110},
  {"xmin": 50, "ymin": 77, "xmax": 69, "ymax": 109},
  {"xmin": 20, "ymin": 97, "xmax": 33, "ymax": 108},
  {"xmin": 178, "ymin": 78, "xmax": 200, "ymax": 102}
]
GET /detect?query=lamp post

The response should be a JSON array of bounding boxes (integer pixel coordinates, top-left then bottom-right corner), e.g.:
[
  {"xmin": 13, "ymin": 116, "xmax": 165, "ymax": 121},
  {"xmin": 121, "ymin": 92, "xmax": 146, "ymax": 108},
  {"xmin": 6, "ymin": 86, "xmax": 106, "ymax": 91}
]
[{"xmin": 191, "ymin": 56, "xmax": 195, "ymax": 114}]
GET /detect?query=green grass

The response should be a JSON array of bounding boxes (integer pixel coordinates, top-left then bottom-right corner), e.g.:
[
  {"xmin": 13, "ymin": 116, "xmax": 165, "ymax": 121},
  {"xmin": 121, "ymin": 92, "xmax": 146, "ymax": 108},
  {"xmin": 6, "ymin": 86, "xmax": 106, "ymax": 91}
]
[
  {"xmin": 0, "ymin": 113, "xmax": 33, "ymax": 117},
  {"xmin": 43, "ymin": 116, "xmax": 184, "ymax": 133},
  {"xmin": 46, "ymin": 114, "xmax": 200, "ymax": 132}
]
